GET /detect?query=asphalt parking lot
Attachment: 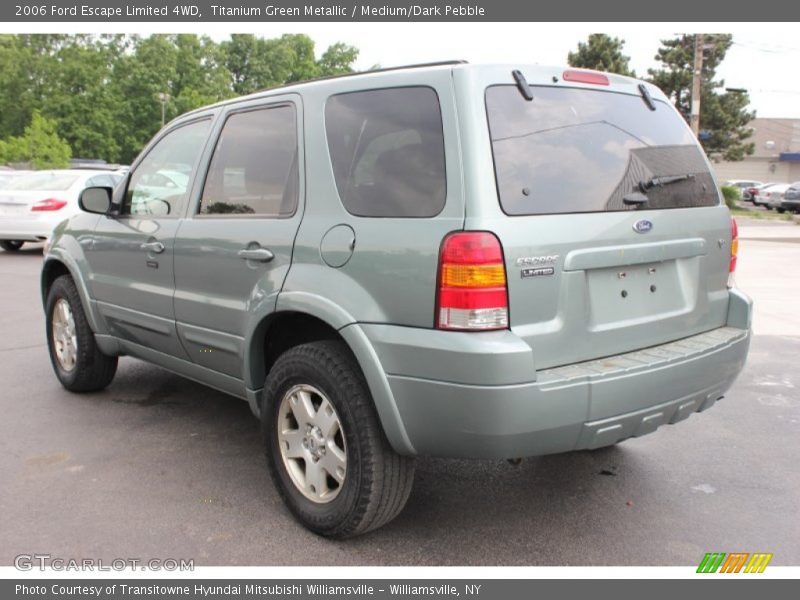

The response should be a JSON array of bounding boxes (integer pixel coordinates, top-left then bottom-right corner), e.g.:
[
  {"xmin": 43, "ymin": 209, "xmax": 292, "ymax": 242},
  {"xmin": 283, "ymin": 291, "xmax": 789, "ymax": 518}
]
[{"xmin": 1, "ymin": 222, "xmax": 799, "ymax": 566}]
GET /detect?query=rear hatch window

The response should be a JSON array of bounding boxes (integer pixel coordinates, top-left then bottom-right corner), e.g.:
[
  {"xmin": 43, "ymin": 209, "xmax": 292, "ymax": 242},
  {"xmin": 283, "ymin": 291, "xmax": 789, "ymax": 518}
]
[{"xmin": 485, "ymin": 85, "xmax": 719, "ymax": 215}]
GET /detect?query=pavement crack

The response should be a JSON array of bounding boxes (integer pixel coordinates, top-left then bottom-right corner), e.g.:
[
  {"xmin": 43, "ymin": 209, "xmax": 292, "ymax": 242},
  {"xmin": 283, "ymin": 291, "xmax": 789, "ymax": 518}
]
[{"xmin": 0, "ymin": 343, "xmax": 46, "ymax": 352}]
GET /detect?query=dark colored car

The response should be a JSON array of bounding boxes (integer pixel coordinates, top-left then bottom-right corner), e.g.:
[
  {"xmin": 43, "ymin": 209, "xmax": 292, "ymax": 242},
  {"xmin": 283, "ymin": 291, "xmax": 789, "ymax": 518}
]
[{"xmin": 781, "ymin": 183, "xmax": 800, "ymax": 213}]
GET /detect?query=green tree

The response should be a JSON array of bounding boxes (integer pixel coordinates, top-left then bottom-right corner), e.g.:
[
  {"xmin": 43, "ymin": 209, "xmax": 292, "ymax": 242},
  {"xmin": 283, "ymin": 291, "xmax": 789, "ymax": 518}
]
[
  {"xmin": 0, "ymin": 34, "xmax": 360, "ymax": 165},
  {"xmin": 648, "ymin": 34, "xmax": 754, "ymax": 161},
  {"xmin": 567, "ymin": 34, "xmax": 635, "ymax": 76},
  {"xmin": 0, "ymin": 111, "xmax": 71, "ymax": 168},
  {"xmin": 221, "ymin": 34, "xmax": 358, "ymax": 95},
  {"xmin": 38, "ymin": 35, "xmax": 125, "ymax": 162}
]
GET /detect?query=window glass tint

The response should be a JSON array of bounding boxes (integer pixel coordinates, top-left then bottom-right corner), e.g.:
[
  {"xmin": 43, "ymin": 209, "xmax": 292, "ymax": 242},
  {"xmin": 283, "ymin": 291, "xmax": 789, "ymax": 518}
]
[
  {"xmin": 124, "ymin": 119, "xmax": 210, "ymax": 217},
  {"xmin": 199, "ymin": 105, "xmax": 298, "ymax": 216},
  {"xmin": 485, "ymin": 86, "xmax": 719, "ymax": 215},
  {"xmin": 325, "ymin": 87, "xmax": 446, "ymax": 217}
]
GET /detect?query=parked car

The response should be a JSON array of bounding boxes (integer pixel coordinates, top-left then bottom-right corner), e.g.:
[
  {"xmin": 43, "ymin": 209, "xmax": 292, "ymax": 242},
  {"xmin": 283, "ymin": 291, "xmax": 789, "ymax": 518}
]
[
  {"xmin": 780, "ymin": 182, "xmax": 800, "ymax": 213},
  {"xmin": 0, "ymin": 169, "xmax": 122, "ymax": 251},
  {"xmin": 746, "ymin": 182, "xmax": 778, "ymax": 206},
  {"xmin": 724, "ymin": 179, "xmax": 762, "ymax": 200},
  {"xmin": 41, "ymin": 62, "xmax": 752, "ymax": 538},
  {"xmin": 0, "ymin": 169, "xmax": 33, "ymax": 189},
  {"xmin": 764, "ymin": 183, "xmax": 792, "ymax": 211}
]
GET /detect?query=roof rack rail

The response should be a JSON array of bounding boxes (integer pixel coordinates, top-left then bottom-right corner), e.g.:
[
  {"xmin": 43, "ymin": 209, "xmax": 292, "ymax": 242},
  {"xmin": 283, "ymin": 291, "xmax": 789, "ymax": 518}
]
[{"xmin": 252, "ymin": 60, "xmax": 468, "ymax": 95}]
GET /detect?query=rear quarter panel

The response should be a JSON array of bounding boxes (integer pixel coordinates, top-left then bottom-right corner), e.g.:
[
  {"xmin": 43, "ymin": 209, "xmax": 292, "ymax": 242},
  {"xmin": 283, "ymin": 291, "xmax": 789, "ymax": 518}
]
[{"xmin": 282, "ymin": 68, "xmax": 466, "ymax": 329}]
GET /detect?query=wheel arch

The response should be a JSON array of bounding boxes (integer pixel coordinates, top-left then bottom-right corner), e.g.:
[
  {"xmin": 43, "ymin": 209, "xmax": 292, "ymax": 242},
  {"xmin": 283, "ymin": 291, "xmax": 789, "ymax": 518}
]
[
  {"xmin": 41, "ymin": 254, "xmax": 104, "ymax": 334},
  {"xmin": 246, "ymin": 296, "xmax": 415, "ymax": 455}
]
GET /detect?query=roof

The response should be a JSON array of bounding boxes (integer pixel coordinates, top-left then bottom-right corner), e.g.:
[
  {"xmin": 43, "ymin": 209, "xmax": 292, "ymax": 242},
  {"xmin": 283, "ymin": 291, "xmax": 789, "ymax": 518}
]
[
  {"xmin": 181, "ymin": 60, "xmax": 468, "ymax": 119},
  {"xmin": 178, "ymin": 61, "xmax": 658, "ymax": 125}
]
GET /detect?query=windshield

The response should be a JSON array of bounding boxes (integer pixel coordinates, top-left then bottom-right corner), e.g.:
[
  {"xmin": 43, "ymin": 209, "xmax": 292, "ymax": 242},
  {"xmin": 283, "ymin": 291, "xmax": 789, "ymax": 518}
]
[
  {"xmin": 5, "ymin": 172, "xmax": 80, "ymax": 191},
  {"xmin": 485, "ymin": 85, "xmax": 719, "ymax": 215}
]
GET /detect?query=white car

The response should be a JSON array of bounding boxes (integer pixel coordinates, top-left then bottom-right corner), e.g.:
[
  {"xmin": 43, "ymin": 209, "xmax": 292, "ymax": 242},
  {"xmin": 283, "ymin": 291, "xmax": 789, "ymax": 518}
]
[
  {"xmin": 764, "ymin": 183, "xmax": 792, "ymax": 211},
  {"xmin": 0, "ymin": 169, "xmax": 122, "ymax": 252},
  {"xmin": 724, "ymin": 179, "xmax": 763, "ymax": 200},
  {"xmin": 0, "ymin": 170, "xmax": 33, "ymax": 189}
]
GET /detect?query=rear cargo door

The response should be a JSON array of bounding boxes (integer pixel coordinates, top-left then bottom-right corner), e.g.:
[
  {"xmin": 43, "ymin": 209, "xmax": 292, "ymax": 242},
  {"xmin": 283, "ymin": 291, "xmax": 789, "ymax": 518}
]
[{"xmin": 483, "ymin": 82, "xmax": 733, "ymax": 369}]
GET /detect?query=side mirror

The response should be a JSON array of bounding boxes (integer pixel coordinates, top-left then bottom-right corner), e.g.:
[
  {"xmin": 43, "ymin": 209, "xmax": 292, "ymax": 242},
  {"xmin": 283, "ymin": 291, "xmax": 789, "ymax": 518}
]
[{"xmin": 79, "ymin": 186, "xmax": 112, "ymax": 215}]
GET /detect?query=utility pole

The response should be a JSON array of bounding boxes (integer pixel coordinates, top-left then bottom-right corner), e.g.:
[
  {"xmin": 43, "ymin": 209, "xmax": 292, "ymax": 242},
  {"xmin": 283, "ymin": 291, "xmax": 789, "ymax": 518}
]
[{"xmin": 690, "ymin": 33, "xmax": 704, "ymax": 137}]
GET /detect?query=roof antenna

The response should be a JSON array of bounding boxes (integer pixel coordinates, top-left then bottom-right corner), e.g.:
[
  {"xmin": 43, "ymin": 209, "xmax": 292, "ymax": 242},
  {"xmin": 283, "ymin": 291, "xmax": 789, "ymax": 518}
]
[
  {"xmin": 512, "ymin": 70, "xmax": 534, "ymax": 101},
  {"xmin": 638, "ymin": 83, "xmax": 656, "ymax": 111}
]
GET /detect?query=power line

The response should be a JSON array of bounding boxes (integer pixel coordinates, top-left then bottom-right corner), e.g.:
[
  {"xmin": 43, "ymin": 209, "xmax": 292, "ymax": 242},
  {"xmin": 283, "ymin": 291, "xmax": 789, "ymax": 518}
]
[{"xmin": 732, "ymin": 40, "xmax": 800, "ymax": 54}]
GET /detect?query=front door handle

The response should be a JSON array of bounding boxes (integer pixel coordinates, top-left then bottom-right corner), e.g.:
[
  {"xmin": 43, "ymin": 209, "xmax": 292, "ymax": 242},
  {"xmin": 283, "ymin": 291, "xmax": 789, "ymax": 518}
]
[
  {"xmin": 238, "ymin": 248, "xmax": 275, "ymax": 262},
  {"xmin": 140, "ymin": 241, "xmax": 165, "ymax": 254}
]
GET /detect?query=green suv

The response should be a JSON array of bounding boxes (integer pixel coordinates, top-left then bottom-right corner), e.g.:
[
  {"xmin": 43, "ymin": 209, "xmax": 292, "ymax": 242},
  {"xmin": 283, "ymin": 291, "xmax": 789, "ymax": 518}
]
[{"xmin": 41, "ymin": 62, "xmax": 752, "ymax": 538}]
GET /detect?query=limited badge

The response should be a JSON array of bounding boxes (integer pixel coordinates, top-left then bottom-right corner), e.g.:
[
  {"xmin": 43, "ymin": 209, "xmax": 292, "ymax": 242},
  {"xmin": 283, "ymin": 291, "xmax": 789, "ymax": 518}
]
[{"xmin": 521, "ymin": 266, "xmax": 555, "ymax": 278}]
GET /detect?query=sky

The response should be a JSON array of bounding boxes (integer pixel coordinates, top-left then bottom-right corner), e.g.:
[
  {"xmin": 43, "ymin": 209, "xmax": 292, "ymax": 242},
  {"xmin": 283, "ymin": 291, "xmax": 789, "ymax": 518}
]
[{"xmin": 10, "ymin": 21, "xmax": 800, "ymax": 118}]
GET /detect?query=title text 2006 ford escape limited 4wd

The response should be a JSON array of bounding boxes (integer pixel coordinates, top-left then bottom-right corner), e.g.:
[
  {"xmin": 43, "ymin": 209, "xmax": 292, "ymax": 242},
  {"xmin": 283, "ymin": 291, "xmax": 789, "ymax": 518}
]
[{"xmin": 41, "ymin": 62, "xmax": 752, "ymax": 538}]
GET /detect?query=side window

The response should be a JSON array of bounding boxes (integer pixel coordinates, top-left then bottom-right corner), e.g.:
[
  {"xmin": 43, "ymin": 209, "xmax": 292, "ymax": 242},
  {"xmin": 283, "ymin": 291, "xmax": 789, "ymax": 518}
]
[
  {"xmin": 199, "ymin": 105, "xmax": 298, "ymax": 217},
  {"xmin": 325, "ymin": 87, "xmax": 446, "ymax": 218},
  {"xmin": 123, "ymin": 119, "xmax": 210, "ymax": 217}
]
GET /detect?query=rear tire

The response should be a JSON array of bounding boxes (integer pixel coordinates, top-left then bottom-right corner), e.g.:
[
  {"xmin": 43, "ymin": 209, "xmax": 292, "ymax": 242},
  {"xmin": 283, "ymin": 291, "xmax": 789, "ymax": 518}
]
[
  {"xmin": 46, "ymin": 275, "xmax": 117, "ymax": 392},
  {"xmin": 0, "ymin": 240, "xmax": 24, "ymax": 252},
  {"xmin": 262, "ymin": 340, "xmax": 415, "ymax": 539},
  {"xmin": 777, "ymin": 208, "xmax": 786, "ymax": 214}
]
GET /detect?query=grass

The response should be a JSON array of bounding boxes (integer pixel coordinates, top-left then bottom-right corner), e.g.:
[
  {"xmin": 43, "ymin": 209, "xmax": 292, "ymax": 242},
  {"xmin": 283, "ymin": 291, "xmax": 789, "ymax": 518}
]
[{"xmin": 730, "ymin": 206, "xmax": 795, "ymax": 221}]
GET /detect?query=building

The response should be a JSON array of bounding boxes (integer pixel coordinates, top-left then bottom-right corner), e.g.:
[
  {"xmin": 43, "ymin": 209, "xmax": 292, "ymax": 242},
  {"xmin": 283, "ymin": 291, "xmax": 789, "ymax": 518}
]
[{"xmin": 712, "ymin": 118, "xmax": 800, "ymax": 184}]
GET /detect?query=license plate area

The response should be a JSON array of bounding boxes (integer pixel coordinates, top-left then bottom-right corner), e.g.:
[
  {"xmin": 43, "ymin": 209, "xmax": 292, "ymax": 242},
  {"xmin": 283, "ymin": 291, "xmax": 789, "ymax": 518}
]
[
  {"xmin": 586, "ymin": 260, "xmax": 687, "ymax": 330},
  {"xmin": 0, "ymin": 204, "xmax": 28, "ymax": 216}
]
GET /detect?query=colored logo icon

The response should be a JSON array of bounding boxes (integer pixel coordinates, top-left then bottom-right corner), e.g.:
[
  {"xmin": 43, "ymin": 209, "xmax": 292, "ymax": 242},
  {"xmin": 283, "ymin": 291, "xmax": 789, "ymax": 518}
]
[{"xmin": 697, "ymin": 552, "xmax": 773, "ymax": 573}]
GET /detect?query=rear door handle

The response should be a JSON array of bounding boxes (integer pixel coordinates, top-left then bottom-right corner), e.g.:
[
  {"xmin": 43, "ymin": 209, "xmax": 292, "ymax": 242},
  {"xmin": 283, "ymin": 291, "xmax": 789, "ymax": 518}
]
[
  {"xmin": 238, "ymin": 248, "xmax": 275, "ymax": 262},
  {"xmin": 140, "ymin": 241, "xmax": 165, "ymax": 254}
]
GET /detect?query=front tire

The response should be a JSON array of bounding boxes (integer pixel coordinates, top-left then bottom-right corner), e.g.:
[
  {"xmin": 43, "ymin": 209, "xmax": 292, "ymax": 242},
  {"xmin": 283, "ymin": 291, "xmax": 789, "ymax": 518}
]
[
  {"xmin": 0, "ymin": 240, "xmax": 24, "ymax": 252},
  {"xmin": 262, "ymin": 340, "xmax": 415, "ymax": 539},
  {"xmin": 46, "ymin": 275, "xmax": 117, "ymax": 392}
]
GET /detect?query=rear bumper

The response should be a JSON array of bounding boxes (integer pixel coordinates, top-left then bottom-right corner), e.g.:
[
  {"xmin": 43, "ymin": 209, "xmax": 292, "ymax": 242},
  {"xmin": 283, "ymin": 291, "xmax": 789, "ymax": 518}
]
[
  {"xmin": 780, "ymin": 199, "xmax": 800, "ymax": 211},
  {"xmin": 0, "ymin": 216, "xmax": 60, "ymax": 241},
  {"xmin": 361, "ymin": 289, "xmax": 752, "ymax": 459}
]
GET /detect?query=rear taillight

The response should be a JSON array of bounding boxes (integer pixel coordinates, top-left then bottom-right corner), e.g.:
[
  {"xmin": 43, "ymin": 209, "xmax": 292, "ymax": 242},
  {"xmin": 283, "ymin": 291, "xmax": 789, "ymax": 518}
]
[
  {"xmin": 31, "ymin": 198, "xmax": 68, "ymax": 212},
  {"xmin": 730, "ymin": 218, "xmax": 739, "ymax": 275},
  {"xmin": 436, "ymin": 232, "xmax": 509, "ymax": 331}
]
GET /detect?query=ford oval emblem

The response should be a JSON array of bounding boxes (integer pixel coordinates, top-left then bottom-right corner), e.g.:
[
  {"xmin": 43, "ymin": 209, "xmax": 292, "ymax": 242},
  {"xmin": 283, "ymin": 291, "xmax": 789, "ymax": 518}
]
[{"xmin": 633, "ymin": 219, "xmax": 653, "ymax": 234}]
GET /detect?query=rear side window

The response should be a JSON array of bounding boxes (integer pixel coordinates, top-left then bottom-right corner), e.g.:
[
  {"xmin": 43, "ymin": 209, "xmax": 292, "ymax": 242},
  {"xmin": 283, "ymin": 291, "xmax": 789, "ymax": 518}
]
[
  {"xmin": 200, "ymin": 105, "xmax": 298, "ymax": 217},
  {"xmin": 325, "ymin": 87, "xmax": 446, "ymax": 217},
  {"xmin": 485, "ymin": 85, "xmax": 719, "ymax": 215}
]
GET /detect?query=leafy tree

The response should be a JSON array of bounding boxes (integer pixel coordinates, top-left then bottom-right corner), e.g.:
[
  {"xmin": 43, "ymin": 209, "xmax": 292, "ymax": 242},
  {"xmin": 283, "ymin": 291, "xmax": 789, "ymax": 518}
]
[
  {"xmin": 648, "ymin": 34, "xmax": 754, "ymax": 161},
  {"xmin": 0, "ymin": 111, "xmax": 71, "ymax": 168},
  {"xmin": 221, "ymin": 34, "xmax": 358, "ymax": 95},
  {"xmin": 0, "ymin": 34, "xmax": 360, "ymax": 165},
  {"xmin": 317, "ymin": 43, "xmax": 360, "ymax": 76},
  {"xmin": 567, "ymin": 34, "xmax": 634, "ymax": 76}
]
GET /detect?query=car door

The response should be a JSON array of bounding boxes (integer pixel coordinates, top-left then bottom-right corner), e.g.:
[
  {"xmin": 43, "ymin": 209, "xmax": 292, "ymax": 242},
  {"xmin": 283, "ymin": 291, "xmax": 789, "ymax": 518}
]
[
  {"xmin": 172, "ymin": 96, "xmax": 304, "ymax": 379},
  {"xmin": 86, "ymin": 117, "xmax": 213, "ymax": 358}
]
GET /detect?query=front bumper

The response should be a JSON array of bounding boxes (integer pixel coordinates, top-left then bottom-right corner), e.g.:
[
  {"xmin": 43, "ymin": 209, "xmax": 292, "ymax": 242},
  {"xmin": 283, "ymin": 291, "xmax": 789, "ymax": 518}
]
[{"xmin": 362, "ymin": 290, "xmax": 752, "ymax": 459}]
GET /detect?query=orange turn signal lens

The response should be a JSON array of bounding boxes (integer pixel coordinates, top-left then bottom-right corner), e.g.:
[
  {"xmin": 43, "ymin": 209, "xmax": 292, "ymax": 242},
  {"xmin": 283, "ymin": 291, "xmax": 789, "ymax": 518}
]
[{"xmin": 441, "ymin": 263, "xmax": 507, "ymax": 288}]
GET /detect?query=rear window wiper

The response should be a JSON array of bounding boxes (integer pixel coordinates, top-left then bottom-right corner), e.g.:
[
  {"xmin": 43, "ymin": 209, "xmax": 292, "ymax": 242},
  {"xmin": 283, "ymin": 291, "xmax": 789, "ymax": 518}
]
[
  {"xmin": 639, "ymin": 173, "xmax": 695, "ymax": 192},
  {"xmin": 623, "ymin": 174, "xmax": 696, "ymax": 206}
]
